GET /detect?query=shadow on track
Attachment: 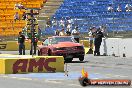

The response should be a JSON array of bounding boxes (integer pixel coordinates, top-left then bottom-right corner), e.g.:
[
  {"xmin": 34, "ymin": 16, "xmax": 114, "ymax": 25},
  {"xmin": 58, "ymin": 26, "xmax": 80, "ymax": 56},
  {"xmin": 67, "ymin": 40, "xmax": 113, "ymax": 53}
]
[{"xmin": 65, "ymin": 61, "xmax": 89, "ymax": 63}]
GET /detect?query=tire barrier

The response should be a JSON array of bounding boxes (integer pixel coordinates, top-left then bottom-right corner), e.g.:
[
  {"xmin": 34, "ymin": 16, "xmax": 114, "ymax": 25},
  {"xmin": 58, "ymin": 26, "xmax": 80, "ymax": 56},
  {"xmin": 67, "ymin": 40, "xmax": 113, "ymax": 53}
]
[
  {"xmin": 0, "ymin": 41, "xmax": 42, "ymax": 51},
  {"xmin": 0, "ymin": 55, "xmax": 64, "ymax": 74}
]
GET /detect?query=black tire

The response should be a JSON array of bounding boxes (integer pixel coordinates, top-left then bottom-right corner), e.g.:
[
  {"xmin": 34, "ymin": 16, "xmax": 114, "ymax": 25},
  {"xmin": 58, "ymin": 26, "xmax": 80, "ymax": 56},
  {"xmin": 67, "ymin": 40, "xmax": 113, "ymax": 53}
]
[
  {"xmin": 48, "ymin": 49, "xmax": 52, "ymax": 56},
  {"xmin": 79, "ymin": 56, "xmax": 84, "ymax": 61}
]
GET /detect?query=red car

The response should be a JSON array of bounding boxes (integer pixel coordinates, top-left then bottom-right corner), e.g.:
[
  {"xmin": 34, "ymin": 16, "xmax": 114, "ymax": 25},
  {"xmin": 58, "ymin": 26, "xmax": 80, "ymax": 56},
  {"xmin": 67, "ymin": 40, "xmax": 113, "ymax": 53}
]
[{"xmin": 37, "ymin": 36, "xmax": 85, "ymax": 62}]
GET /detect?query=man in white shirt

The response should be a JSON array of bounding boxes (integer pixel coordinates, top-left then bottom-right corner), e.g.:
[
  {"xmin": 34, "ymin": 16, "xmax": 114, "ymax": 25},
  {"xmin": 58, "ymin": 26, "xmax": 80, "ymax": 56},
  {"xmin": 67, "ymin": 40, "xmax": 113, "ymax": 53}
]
[
  {"xmin": 117, "ymin": 4, "xmax": 122, "ymax": 12},
  {"xmin": 125, "ymin": 4, "xmax": 132, "ymax": 12},
  {"xmin": 108, "ymin": 5, "xmax": 114, "ymax": 12},
  {"xmin": 71, "ymin": 27, "xmax": 80, "ymax": 43}
]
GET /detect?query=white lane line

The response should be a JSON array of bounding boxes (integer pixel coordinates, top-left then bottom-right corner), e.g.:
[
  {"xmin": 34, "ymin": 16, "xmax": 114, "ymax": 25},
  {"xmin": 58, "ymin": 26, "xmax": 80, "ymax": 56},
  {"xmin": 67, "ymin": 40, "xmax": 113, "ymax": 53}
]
[
  {"xmin": 45, "ymin": 80, "xmax": 62, "ymax": 84},
  {"xmin": 119, "ymin": 75, "xmax": 129, "ymax": 78},
  {"xmin": 1, "ymin": 76, "xmax": 8, "ymax": 78},
  {"xmin": 68, "ymin": 84, "xmax": 80, "ymax": 87},
  {"xmin": 17, "ymin": 78, "xmax": 32, "ymax": 80},
  {"xmin": 94, "ymin": 73, "xmax": 100, "ymax": 74}
]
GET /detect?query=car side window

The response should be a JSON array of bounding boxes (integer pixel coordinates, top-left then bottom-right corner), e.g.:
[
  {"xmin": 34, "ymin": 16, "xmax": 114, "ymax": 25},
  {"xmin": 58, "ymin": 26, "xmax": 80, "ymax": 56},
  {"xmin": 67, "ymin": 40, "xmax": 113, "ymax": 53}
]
[{"xmin": 43, "ymin": 39, "xmax": 49, "ymax": 46}]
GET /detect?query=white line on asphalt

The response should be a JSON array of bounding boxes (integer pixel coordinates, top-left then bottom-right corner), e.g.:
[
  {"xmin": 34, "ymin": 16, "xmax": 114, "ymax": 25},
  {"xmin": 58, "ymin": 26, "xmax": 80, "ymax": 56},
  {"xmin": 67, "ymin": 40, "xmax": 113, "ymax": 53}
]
[
  {"xmin": 10, "ymin": 77, "xmax": 18, "ymax": 79},
  {"xmin": 68, "ymin": 84, "xmax": 80, "ymax": 87},
  {"xmin": 94, "ymin": 73, "xmax": 100, "ymax": 74},
  {"xmin": 45, "ymin": 80, "xmax": 62, "ymax": 84},
  {"xmin": 17, "ymin": 78, "xmax": 32, "ymax": 80},
  {"xmin": 1, "ymin": 76, "xmax": 8, "ymax": 78},
  {"xmin": 119, "ymin": 75, "xmax": 128, "ymax": 78}
]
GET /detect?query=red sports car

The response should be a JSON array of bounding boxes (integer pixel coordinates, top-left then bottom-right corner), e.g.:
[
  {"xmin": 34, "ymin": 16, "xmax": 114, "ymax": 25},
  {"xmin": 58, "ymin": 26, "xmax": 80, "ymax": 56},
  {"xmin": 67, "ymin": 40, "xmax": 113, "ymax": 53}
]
[{"xmin": 37, "ymin": 36, "xmax": 85, "ymax": 62}]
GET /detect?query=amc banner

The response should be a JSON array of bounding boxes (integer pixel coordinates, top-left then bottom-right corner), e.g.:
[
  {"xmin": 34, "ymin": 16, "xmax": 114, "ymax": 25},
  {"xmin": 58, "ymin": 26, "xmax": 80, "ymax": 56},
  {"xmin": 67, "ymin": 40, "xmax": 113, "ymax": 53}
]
[{"xmin": 0, "ymin": 56, "xmax": 64, "ymax": 74}]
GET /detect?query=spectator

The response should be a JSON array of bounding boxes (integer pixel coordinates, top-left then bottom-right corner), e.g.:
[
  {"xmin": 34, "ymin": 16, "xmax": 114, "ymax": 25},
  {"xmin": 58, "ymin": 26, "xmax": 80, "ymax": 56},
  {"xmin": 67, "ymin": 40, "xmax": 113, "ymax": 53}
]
[
  {"xmin": 14, "ymin": 3, "xmax": 24, "ymax": 9},
  {"xmin": 59, "ymin": 29, "xmax": 65, "ymax": 36},
  {"xmin": 108, "ymin": 5, "xmax": 114, "ymax": 12},
  {"xmin": 22, "ymin": 12, "xmax": 27, "ymax": 20},
  {"xmin": 55, "ymin": 29, "xmax": 60, "ymax": 36},
  {"xmin": 117, "ymin": 4, "xmax": 122, "ymax": 12},
  {"xmin": 100, "ymin": 25, "xmax": 108, "ymax": 56},
  {"xmin": 52, "ymin": 17, "xmax": 57, "ymax": 27},
  {"xmin": 14, "ymin": 12, "xmax": 19, "ymax": 21},
  {"xmin": 71, "ymin": 26, "xmax": 80, "ymax": 43},
  {"xmin": 18, "ymin": 32, "xmax": 25, "ymax": 55},
  {"xmin": 125, "ymin": 4, "xmax": 132, "ymax": 12},
  {"xmin": 46, "ymin": 18, "xmax": 51, "ymax": 27},
  {"xmin": 66, "ymin": 30, "xmax": 71, "ymax": 36},
  {"xmin": 94, "ymin": 28, "xmax": 104, "ymax": 56},
  {"xmin": 87, "ymin": 27, "xmax": 94, "ymax": 54},
  {"xmin": 59, "ymin": 18, "xmax": 65, "ymax": 27},
  {"xmin": 14, "ymin": 3, "xmax": 20, "ymax": 9}
]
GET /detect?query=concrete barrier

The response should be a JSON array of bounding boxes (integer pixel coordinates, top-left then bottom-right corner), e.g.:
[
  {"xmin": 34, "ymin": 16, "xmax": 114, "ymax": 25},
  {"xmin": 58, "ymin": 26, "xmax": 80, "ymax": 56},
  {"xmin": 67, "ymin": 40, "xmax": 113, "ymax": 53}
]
[
  {"xmin": 100, "ymin": 38, "xmax": 132, "ymax": 57},
  {"xmin": 0, "ymin": 41, "xmax": 42, "ymax": 51},
  {"xmin": 0, "ymin": 55, "xmax": 64, "ymax": 74}
]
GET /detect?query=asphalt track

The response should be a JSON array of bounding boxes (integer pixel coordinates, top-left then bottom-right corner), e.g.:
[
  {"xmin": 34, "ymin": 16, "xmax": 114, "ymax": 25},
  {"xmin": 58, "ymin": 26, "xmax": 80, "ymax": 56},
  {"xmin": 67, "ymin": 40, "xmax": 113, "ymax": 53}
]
[{"xmin": 0, "ymin": 51, "xmax": 132, "ymax": 88}]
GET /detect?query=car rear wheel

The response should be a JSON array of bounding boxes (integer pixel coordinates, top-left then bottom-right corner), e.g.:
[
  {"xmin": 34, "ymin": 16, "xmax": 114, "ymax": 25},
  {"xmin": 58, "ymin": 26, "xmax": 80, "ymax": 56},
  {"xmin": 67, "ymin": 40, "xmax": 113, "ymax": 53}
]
[{"xmin": 79, "ymin": 56, "xmax": 84, "ymax": 61}]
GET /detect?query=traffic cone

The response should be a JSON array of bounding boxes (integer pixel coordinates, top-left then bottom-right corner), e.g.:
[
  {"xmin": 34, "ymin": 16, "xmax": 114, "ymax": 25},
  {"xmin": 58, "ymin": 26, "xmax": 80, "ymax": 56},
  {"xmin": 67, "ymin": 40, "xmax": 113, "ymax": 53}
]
[{"xmin": 87, "ymin": 48, "xmax": 93, "ymax": 54}]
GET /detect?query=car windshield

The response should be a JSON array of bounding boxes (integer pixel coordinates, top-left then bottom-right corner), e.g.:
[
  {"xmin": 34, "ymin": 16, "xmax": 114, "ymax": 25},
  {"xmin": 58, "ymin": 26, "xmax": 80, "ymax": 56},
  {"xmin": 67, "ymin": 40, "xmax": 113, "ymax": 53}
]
[{"xmin": 50, "ymin": 36, "xmax": 77, "ymax": 44}]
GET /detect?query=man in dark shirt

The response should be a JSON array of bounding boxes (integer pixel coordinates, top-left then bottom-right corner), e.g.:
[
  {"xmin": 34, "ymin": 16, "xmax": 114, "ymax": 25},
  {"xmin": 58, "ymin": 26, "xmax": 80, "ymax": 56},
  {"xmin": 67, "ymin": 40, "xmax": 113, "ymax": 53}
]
[
  {"xmin": 30, "ymin": 32, "xmax": 38, "ymax": 55},
  {"xmin": 18, "ymin": 32, "xmax": 25, "ymax": 55},
  {"xmin": 94, "ymin": 28, "xmax": 104, "ymax": 56}
]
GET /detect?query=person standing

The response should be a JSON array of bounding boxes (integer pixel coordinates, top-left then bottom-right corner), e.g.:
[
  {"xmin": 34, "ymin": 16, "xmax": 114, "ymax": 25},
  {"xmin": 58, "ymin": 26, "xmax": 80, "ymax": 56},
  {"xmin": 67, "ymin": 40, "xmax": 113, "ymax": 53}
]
[
  {"xmin": 71, "ymin": 26, "xmax": 80, "ymax": 43},
  {"xmin": 100, "ymin": 25, "xmax": 108, "ymax": 56},
  {"xmin": 87, "ymin": 27, "xmax": 94, "ymax": 54},
  {"xmin": 59, "ymin": 29, "xmax": 66, "ymax": 36},
  {"xmin": 94, "ymin": 28, "xmax": 104, "ymax": 56},
  {"xmin": 30, "ymin": 32, "xmax": 38, "ymax": 55},
  {"xmin": 18, "ymin": 32, "xmax": 25, "ymax": 55},
  {"xmin": 55, "ymin": 29, "xmax": 60, "ymax": 36}
]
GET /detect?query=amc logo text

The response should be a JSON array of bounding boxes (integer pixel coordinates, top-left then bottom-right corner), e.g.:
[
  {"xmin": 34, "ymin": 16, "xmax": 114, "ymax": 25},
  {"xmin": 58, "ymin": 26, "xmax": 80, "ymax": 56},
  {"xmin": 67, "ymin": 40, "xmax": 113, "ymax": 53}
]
[
  {"xmin": 0, "ymin": 44, "xmax": 7, "ymax": 49},
  {"xmin": 13, "ymin": 58, "xmax": 56, "ymax": 74}
]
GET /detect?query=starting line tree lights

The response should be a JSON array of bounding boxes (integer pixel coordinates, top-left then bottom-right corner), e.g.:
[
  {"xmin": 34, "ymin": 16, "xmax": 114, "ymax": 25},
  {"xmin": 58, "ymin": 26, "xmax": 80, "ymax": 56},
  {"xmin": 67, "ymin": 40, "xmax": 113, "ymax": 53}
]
[{"xmin": 26, "ymin": 8, "xmax": 40, "ymax": 56}]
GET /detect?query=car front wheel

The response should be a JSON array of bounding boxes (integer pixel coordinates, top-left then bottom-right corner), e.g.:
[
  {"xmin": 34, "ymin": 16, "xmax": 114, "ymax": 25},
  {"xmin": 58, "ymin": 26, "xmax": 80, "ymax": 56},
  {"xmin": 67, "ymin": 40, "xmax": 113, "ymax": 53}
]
[{"xmin": 79, "ymin": 56, "xmax": 84, "ymax": 61}]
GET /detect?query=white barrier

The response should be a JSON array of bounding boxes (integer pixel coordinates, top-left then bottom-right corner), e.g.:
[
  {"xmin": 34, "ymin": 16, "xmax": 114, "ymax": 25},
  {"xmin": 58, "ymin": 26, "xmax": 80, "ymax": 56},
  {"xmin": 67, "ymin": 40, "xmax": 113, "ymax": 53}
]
[{"xmin": 100, "ymin": 38, "xmax": 132, "ymax": 57}]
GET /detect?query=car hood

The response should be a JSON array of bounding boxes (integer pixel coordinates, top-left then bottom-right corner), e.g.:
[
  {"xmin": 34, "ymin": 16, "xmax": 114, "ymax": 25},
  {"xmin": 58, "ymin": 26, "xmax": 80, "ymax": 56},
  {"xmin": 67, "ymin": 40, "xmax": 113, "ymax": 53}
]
[{"xmin": 50, "ymin": 42, "xmax": 83, "ymax": 48}]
